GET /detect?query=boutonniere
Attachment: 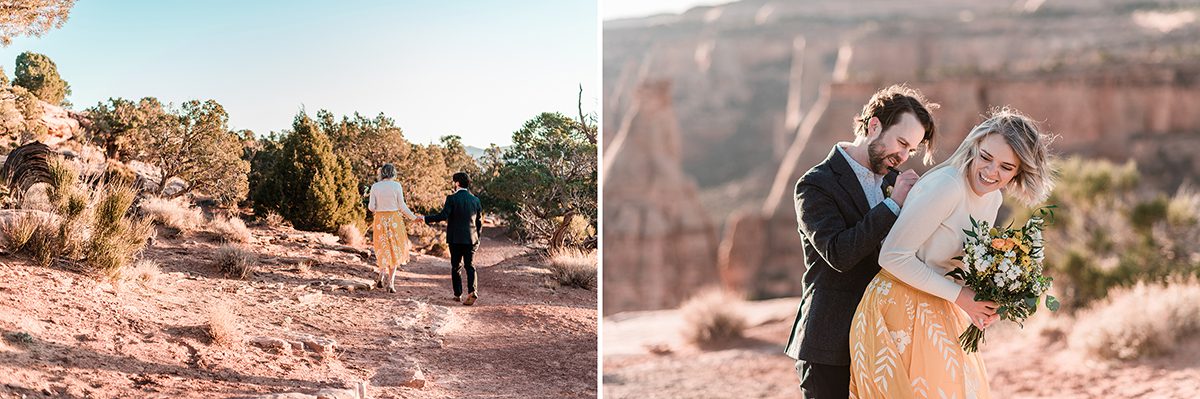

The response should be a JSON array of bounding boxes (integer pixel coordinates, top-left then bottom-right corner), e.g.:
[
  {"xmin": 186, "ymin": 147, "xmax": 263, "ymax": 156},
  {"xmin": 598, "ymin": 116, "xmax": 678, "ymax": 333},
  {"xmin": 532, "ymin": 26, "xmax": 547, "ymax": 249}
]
[{"xmin": 884, "ymin": 185, "xmax": 893, "ymax": 198}]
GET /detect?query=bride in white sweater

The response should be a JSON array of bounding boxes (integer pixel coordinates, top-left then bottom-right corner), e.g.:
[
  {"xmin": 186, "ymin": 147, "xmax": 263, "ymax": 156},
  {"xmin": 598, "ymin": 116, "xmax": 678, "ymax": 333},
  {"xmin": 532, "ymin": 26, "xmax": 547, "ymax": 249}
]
[{"xmin": 849, "ymin": 108, "xmax": 1055, "ymax": 398}]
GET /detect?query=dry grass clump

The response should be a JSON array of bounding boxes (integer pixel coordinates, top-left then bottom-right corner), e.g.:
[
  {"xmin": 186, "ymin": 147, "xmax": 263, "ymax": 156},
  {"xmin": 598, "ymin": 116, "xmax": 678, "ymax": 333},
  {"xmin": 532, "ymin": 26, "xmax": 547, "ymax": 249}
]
[
  {"xmin": 206, "ymin": 302, "xmax": 240, "ymax": 346},
  {"xmin": 123, "ymin": 259, "xmax": 160, "ymax": 285},
  {"xmin": 2, "ymin": 212, "xmax": 45, "ymax": 253},
  {"xmin": 681, "ymin": 288, "xmax": 748, "ymax": 348},
  {"xmin": 1069, "ymin": 278, "xmax": 1200, "ymax": 360},
  {"xmin": 213, "ymin": 245, "xmax": 257, "ymax": 279},
  {"xmin": 261, "ymin": 211, "xmax": 286, "ymax": 228},
  {"xmin": 337, "ymin": 223, "xmax": 364, "ymax": 247},
  {"xmin": 546, "ymin": 247, "xmax": 597, "ymax": 290},
  {"xmin": 208, "ymin": 216, "xmax": 251, "ymax": 243},
  {"xmin": 4, "ymin": 159, "xmax": 153, "ymax": 279},
  {"xmin": 139, "ymin": 196, "xmax": 205, "ymax": 234}
]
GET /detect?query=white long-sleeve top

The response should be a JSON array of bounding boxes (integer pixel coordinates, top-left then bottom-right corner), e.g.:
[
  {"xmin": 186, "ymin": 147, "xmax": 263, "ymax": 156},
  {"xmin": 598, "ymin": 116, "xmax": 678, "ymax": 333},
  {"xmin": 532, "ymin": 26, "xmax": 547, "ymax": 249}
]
[
  {"xmin": 367, "ymin": 179, "xmax": 417, "ymax": 219},
  {"xmin": 879, "ymin": 165, "xmax": 1002, "ymax": 302}
]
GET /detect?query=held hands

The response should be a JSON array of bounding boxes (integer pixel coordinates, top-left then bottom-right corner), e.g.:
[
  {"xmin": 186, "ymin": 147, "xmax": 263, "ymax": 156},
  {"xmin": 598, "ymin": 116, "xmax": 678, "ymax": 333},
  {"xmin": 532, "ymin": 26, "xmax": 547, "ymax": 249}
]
[
  {"xmin": 955, "ymin": 287, "xmax": 1000, "ymax": 330},
  {"xmin": 890, "ymin": 169, "xmax": 920, "ymax": 207},
  {"xmin": 412, "ymin": 214, "xmax": 425, "ymax": 224}
]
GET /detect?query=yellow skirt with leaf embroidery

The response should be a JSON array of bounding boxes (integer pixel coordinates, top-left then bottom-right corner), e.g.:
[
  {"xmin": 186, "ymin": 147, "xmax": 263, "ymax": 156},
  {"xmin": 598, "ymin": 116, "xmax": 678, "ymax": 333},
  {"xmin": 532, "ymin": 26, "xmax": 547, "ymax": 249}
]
[
  {"xmin": 372, "ymin": 211, "xmax": 409, "ymax": 273},
  {"xmin": 849, "ymin": 270, "xmax": 991, "ymax": 399}
]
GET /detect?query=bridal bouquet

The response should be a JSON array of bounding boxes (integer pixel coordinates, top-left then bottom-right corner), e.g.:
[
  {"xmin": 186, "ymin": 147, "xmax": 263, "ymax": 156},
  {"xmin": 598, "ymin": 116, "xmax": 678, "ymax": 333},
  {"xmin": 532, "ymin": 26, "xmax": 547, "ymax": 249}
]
[{"xmin": 946, "ymin": 206, "xmax": 1059, "ymax": 353}]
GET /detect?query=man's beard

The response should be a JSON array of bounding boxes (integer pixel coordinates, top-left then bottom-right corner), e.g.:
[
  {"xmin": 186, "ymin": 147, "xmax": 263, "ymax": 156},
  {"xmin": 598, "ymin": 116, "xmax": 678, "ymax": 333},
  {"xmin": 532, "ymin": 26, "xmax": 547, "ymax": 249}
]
[{"xmin": 866, "ymin": 137, "xmax": 898, "ymax": 175}]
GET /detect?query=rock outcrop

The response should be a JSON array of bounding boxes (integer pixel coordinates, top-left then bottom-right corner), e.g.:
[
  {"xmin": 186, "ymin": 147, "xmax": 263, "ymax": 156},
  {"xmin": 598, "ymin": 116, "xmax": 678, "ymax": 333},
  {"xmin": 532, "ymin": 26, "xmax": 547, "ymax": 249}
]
[
  {"xmin": 602, "ymin": 81, "xmax": 720, "ymax": 314},
  {"xmin": 605, "ymin": 0, "xmax": 1200, "ymax": 301}
]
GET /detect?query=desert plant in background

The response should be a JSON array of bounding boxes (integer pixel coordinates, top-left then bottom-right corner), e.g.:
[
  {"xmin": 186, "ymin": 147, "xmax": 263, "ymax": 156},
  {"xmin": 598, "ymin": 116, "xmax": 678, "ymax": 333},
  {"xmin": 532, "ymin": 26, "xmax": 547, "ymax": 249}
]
[
  {"xmin": 206, "ymin": 302, "xmax": 240, "ymax": 346},
  {"xmin": 207, "ymin": 216, "xmax": 251, "ymax": 243},
  {"xmin": 123, "ymin": 259, "xmax": 160, "ymax": 286},
  {"xmin": 84, "ymin": 183, "xmax": 154, "ymax": 279},
  {"xmin": 337, "ymin": 223, "xmax": 364, "ymax": 247},
  {"xmin": 681, "ymin": 288, "xmax": 748, "ymax": 348},
  {"xmin": 127, "ymin": 99, "xmax": 250, "ymax": 205},
  {"xmin": 261, "ymin": 211, "xmax": 286, "ymax": 228},
  {"xmin": 482, "ymin": 111, "xmax": 597, "ymax": 249},
  {"xmin": 1069, "ymin": 278, "xmax": 1200, "ymax": 360},
  {"xmin": 249, "ymin": 112, "xmax": 362, "ymax": 233},
  {"xmin": 2, "ymin": 212, "xmax": 43, "ymax": 253},
  {"xmin": 213, "ymin": 244, "xmax": 257, "ymax": 279},
  {"xmin": 13, "ymin": 51, "xmax": 71, "ymax": 106},
  {"xmin": 1007, "ymin": 157, "xmax": 1200, "ymax": 310},
  {"xmin": 8, "ymin": 161, "xmax": 153, "ymax": 278},
  {"xmin": 138, "ymin": 196, "xmax": 205, "ymax": 234},
  {"xmin": 0, "ymin": 0, "xmax": 75, "ymax": 47},
  {"xmin": 546, "ymin": 247, "xmax": 597, "ymax": 290}
]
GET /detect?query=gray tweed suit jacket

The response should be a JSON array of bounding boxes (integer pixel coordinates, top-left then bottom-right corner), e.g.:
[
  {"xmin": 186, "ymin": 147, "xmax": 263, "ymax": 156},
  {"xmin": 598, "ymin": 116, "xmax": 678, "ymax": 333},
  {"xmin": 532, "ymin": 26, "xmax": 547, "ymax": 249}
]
[{"xmin": 784, "ymin": 146, "xmax": 899, "ymax": 366}]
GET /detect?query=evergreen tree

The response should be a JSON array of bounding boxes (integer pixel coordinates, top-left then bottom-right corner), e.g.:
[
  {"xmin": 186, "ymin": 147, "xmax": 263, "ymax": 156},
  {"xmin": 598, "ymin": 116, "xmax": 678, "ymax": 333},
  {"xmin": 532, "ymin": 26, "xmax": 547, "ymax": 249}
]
[
  {"xmin": 254, "ymin": 112, "xmax": 362, "ymax": 232},
  {"xmin": 13, "ymin": 51, "xmax": 70, "ymax": 106}
]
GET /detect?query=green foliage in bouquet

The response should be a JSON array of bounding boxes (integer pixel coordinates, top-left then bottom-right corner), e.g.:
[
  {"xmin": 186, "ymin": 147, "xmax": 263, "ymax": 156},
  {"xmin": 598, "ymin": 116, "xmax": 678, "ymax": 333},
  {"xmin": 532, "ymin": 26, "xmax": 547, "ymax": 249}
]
[{"xmin": 946, "ymin": 206, "xmax": 1060, "ymax": 352}]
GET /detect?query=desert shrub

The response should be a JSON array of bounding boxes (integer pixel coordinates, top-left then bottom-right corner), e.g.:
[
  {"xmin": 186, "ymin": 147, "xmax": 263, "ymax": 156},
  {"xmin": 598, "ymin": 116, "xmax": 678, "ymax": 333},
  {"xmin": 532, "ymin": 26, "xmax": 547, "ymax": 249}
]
[
  {"xmin": 85, "ymin": 183, "xmax": 154, "ymax": 279},
  {"xmin": 9, "ymin": 157, "xmax": 153, "ymax": 278},
  {"xmin": 483, "ymin": 112, "xmax": 596, "ymax": 248},
  {"xmin": 1007, "ymin": 158, "xmax": 1200, "ymax": 310},
  {"xmin": 250, "ymin": 112, "xmax": 362, "ymax": 233},
  {"xmin": 1069, "ymin": 278, "xmax": 1200, "ymax": 360},
  {"xmin": 680, "ymin": 288, "xmax": 748, "ymax": 348},
  {"xmin": 337, "ymin": 223, "xmax": 364, "ymax": 247},
  {"xmin": 261, "ymin": 211, "xmax": 286, "ymax": 228},
  {"xmin": 206, "ymin": 302, "xmax": 240, "ymax": 346},
  {"xmin": 546, "ymin": 247, "xmax": 596, "ymax": 290},
  {"xmin": 139, "ymin": 196, "xmax": 205, "ymax": 233},
  {"xmin": 124, "ymin": 259, "xmax": 160, "ymax": 285},
  {"xmin": 2, "ymin": 212, "xmax": 43, "ymax": 253},
  {"xmin": 207, "ymin": 216, "xmax": 251, "ymax": 243},
  {"xmin": 125, "ymin": 99, "xmax": 250, "ymax": 205},
  {"xmin": 214, "ymin": 245, "xmax": 257, "ymax": 279}
]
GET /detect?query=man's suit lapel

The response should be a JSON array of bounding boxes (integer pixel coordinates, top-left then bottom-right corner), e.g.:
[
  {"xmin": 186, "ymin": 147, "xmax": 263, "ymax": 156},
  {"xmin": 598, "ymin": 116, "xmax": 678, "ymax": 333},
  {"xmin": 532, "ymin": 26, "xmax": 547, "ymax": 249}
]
[{"xmin": 828, "ymin": 148, "xmax": 870, "ymax": 216}]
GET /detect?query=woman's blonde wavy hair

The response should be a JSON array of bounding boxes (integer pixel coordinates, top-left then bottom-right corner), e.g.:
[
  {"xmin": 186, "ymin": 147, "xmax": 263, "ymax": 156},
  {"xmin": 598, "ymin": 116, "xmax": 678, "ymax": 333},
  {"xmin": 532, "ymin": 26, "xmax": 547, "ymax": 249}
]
[{"xmin": 928, "ymin": 107, "xmax": 1056, "ymax": 206}]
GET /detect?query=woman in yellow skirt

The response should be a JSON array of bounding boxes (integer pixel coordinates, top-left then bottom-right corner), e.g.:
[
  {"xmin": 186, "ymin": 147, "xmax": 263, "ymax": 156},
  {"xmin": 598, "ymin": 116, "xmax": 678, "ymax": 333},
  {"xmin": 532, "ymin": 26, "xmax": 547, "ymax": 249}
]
[
  {"xmin": 850, "ymin": 109, "xmax": 1055, "ymax": 398},
  {"xmin": 368, "ymin": 163, "xmax": 422, "ymax": 293}
]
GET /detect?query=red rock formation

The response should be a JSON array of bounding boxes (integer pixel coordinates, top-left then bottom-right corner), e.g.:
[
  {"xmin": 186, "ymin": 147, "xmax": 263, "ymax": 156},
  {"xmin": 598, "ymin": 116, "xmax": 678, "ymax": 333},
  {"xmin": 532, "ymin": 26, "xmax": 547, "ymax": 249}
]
[{"xmin": 603, "ymin": 80, "xmax": 720, "ymax": 314}]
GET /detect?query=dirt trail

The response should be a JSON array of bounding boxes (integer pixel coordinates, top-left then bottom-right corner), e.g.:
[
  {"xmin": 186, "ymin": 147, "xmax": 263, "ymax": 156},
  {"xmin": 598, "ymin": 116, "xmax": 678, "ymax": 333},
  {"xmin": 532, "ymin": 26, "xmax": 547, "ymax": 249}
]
[
  {"xmin": 602, "ymin": 298, "xmax": 1200, "ymax": 398},
  {"xmin": 0, "ymin": 226, "xmax": 597, "ymax": 398}
]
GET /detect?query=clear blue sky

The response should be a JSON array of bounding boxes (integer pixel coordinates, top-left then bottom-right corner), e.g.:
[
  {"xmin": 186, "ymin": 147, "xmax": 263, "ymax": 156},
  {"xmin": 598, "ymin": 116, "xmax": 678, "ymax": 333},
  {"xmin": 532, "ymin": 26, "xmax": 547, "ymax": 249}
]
[{"xmin": 0, "ymin": 0, "xmax": 599, "ymax": 148}]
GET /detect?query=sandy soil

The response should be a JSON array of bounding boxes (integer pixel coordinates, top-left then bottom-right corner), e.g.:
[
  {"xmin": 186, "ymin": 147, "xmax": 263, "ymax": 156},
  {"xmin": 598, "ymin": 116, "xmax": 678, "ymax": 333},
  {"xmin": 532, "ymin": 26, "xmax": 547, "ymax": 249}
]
[
  {"xmin": 602, "ymin": 298, "xmax": 1200, "ymax": 398},
  {"xmin": 0, "ymin": 225, "xmax": 597, "ymax": 398}
]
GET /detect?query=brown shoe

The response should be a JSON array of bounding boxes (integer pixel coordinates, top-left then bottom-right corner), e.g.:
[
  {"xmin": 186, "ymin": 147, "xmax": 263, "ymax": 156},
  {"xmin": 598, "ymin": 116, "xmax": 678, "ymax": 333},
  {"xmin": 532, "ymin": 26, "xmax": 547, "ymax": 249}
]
[
  {"xmin": 463, "ymin": 292, "xmax": 477, "ymax": 306},
  {"xmin": 452, "ymin": 295, "xmax": 461, "ymax": 303}
]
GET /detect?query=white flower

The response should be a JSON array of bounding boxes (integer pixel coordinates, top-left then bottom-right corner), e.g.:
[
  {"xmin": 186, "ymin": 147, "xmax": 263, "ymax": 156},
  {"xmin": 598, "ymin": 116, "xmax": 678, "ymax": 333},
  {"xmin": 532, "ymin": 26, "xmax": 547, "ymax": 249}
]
[
  {"xmin": 993, "ymin": 274, "xmax": 1004, "ymax": 285},
  {"xmin": 891, "ymin": 330, "xmax": 912, "ymax": 354}
]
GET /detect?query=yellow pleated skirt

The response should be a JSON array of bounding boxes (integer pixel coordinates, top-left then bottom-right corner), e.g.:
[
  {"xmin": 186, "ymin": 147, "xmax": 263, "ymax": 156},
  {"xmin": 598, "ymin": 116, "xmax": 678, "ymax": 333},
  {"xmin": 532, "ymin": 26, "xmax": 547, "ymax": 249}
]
[
  {"xmin": 372, "ymin": 211, "xmax": 409, "ymax": 273},
  {"xmin": 849, "ymin": 270, "xmax": 991, "ymax": 399}
]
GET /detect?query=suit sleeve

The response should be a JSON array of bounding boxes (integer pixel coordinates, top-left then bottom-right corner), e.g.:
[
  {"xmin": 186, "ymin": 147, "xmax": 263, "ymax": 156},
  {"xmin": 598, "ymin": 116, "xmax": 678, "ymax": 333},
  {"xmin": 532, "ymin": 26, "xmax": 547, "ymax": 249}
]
[
  {"xmin": 423, "ymin": 195, "xmax": 452, "ymax": 224},
  {"xmin": 878, "ymin": 172, "xmax": 964, "ymax": 302},
  {"xmin": 795, "ymin": 176, "xmax": 898, "ymax": 273}
]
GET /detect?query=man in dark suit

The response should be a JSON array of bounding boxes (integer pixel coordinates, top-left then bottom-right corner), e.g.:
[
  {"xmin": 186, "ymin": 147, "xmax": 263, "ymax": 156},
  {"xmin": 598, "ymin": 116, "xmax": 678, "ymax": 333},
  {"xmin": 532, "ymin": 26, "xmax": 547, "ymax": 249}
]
[
  {"xmin": 421, "ymin": 172, "xmax": 484, "ymax": 306},
  {"xmin": 784, "ymin": 84, "xmax": 939, "ymax": 398}
]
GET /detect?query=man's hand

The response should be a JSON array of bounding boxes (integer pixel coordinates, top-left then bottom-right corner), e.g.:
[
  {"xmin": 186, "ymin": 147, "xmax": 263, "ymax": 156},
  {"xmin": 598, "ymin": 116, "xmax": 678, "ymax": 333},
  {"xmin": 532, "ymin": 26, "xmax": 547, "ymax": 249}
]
[{"xmin": 890, "ymin": 169, "xmax": 920, "ymax": 207}]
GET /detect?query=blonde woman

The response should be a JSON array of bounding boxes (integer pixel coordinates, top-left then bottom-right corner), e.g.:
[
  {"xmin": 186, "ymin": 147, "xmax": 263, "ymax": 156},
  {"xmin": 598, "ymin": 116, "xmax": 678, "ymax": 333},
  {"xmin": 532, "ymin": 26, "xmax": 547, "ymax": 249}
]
[
  {"xmin": 368, "ymin": 163, "xmax": 422, "ymax": 293},
  {"xmin": 849, "ymin": 108, "xmax": 1055, "ymax": 398}
]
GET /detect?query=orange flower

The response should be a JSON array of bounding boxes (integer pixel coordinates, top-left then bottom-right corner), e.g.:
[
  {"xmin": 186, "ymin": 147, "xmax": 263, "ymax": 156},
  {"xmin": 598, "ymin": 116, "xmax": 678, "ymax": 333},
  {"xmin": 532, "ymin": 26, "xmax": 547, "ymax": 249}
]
[{"xmin": 991, "ymin": 238, "xmax": 1009, "ymax": 251}]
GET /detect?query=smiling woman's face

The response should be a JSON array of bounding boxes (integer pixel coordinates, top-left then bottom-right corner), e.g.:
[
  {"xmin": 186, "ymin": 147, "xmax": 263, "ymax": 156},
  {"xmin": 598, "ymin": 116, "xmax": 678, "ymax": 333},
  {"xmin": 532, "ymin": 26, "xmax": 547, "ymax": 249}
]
[{"xmin": 968, "ymin": 133, "xmax": 1020, "ymax": 196}]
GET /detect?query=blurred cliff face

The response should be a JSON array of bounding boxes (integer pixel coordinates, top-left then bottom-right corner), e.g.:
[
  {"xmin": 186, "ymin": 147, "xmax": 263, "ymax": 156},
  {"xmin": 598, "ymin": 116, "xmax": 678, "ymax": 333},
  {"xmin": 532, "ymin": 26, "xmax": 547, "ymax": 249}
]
[{"xmin": 603, "ymin": 0, "xmax": 1200, "ymax": 309}]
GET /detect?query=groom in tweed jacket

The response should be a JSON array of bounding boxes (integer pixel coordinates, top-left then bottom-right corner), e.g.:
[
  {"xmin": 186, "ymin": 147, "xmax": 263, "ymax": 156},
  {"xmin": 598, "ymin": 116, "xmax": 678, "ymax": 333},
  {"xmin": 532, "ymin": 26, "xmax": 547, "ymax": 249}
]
[{"xmin": 784, "ymin": 84, "xmax": 939, "ymax": 398}]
